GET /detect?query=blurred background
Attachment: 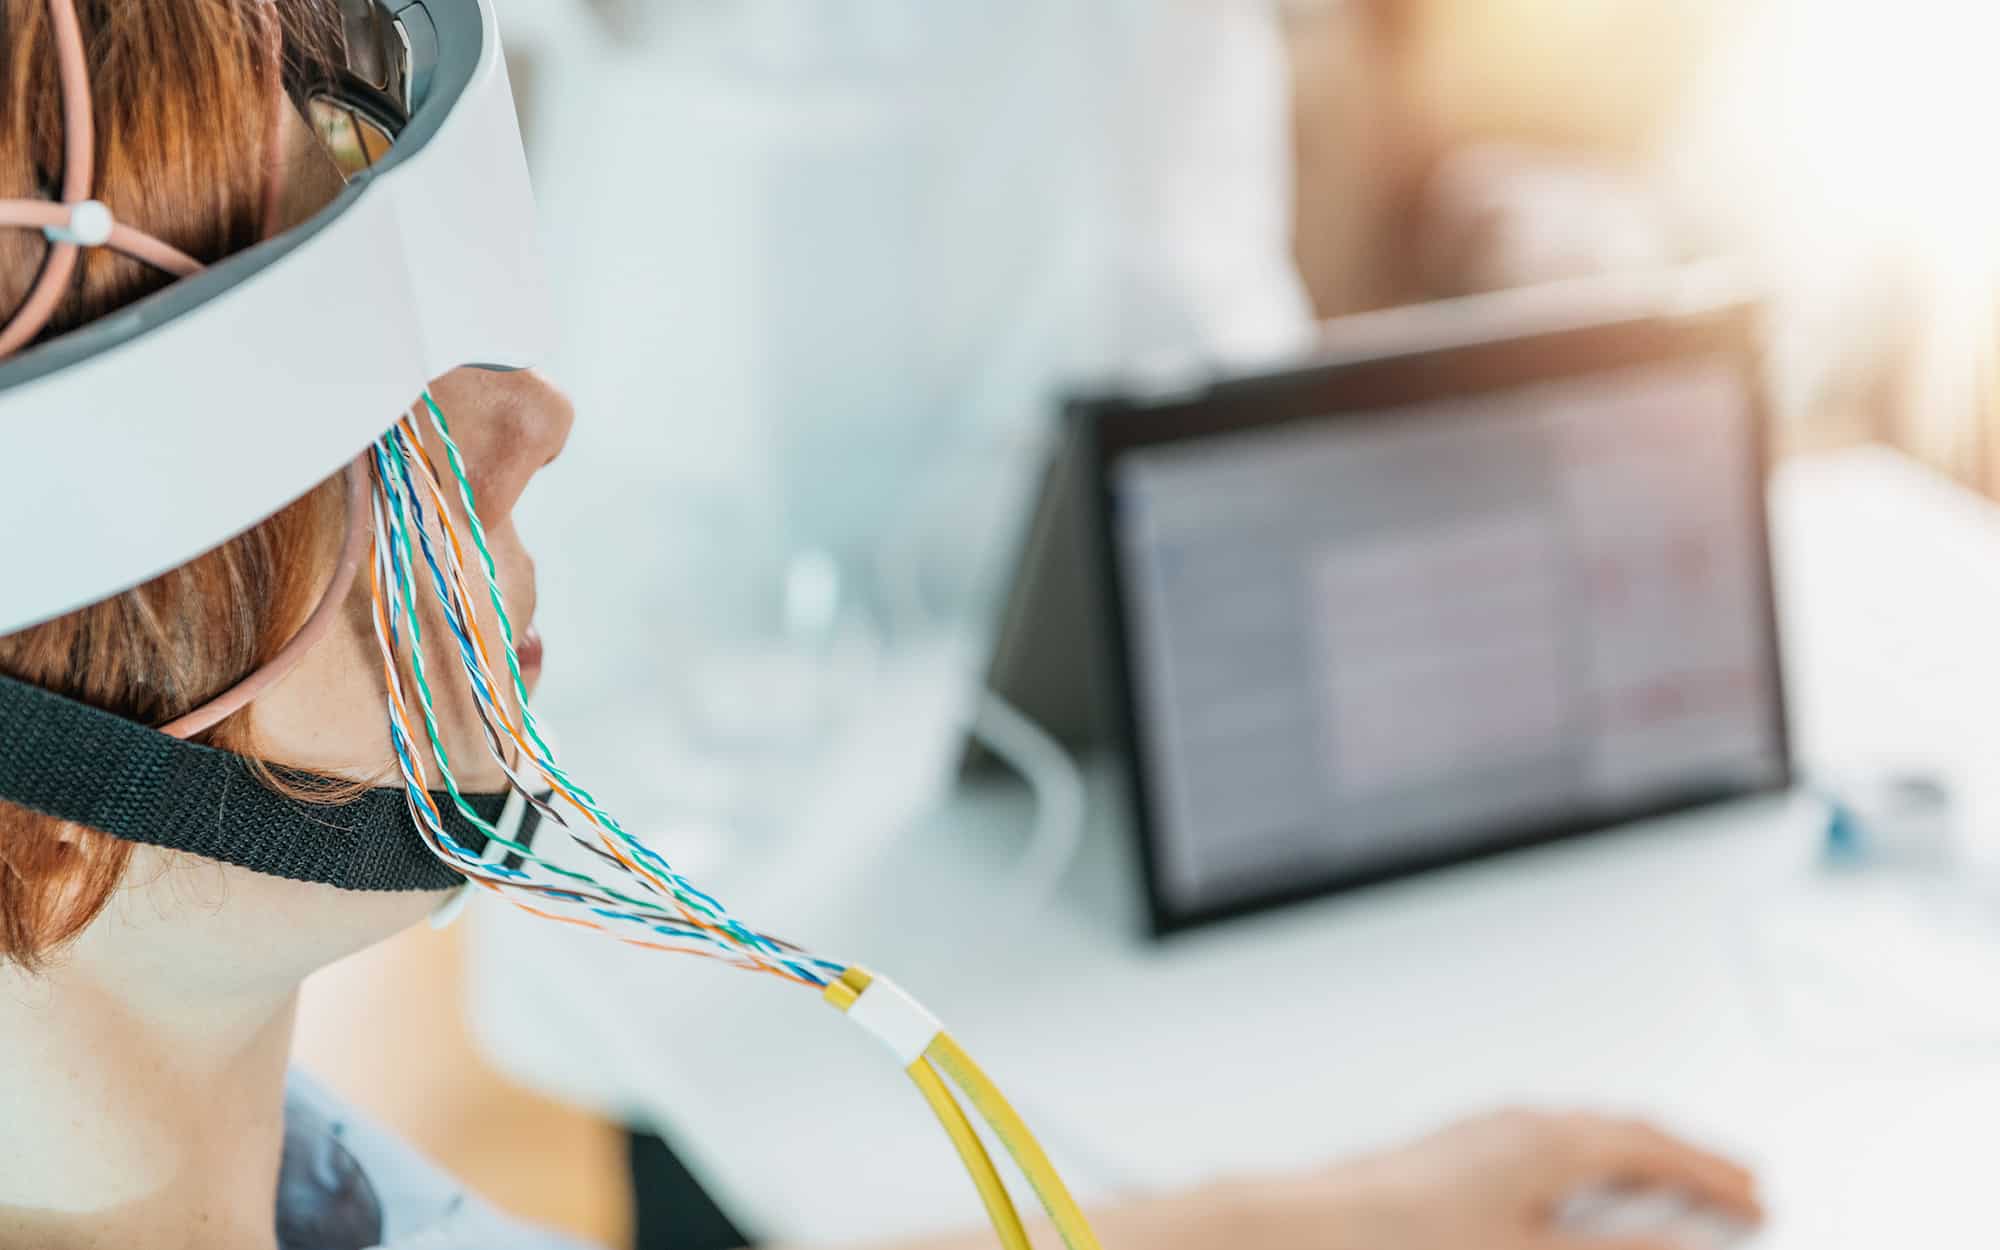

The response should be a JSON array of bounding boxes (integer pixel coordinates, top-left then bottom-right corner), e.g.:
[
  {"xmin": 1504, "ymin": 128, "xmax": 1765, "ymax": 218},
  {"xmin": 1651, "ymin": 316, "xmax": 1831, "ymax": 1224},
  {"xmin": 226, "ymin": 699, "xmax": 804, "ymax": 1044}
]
[{"xmin": 291, "ymin": 2, "xmax": 2000, "ymax": 1247}]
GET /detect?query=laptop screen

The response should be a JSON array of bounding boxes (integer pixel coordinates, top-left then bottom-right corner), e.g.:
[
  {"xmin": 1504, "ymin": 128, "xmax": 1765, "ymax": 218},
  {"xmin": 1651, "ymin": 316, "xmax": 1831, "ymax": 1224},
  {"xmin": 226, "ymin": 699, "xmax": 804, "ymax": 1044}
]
[{"xmin": 1104, "ymin": 349, "xmax": 1788, "ymax": 923}]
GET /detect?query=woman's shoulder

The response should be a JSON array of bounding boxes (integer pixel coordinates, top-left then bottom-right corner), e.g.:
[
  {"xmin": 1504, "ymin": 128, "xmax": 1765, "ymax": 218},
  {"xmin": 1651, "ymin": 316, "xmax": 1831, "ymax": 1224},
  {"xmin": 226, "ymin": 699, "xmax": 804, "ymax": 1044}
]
[{"xmin": 283, "ymin": 1070, "xmax": 602, "ymax": 1250}]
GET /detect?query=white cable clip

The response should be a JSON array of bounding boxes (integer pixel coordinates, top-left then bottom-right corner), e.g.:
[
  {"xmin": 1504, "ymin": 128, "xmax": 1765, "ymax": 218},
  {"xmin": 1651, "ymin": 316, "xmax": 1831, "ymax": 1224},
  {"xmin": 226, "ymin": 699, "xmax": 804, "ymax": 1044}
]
[
  {"xmin": 429, "ymin": 785, "xmax": 530, "ymax": 930},
  {"xmin": 846, "ymin": 974, "xmax": 944, "ymax": 1068},
  {"xmin": 42, "ymin": 199, "xmax": 113, "ymax": 248},
  {"xmin": 427, "ymin": 880, "xmax": 474, "ymax": 931}
]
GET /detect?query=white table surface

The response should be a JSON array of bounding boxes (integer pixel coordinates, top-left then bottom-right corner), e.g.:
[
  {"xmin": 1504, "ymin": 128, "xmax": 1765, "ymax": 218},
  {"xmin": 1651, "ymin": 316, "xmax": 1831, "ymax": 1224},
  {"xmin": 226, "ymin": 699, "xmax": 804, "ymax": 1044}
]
[{"xmin": 470, "ymin": 446, "xmax": 2000, "ymax": 1247}]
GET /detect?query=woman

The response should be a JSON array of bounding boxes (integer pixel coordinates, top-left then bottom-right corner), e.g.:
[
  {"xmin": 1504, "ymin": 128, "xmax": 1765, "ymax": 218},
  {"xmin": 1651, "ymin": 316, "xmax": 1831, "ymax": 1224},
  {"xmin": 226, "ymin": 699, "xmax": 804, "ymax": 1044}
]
[{"xmin": 0, "ymin": 2, "xmax": 1763, "ymax": 1248}]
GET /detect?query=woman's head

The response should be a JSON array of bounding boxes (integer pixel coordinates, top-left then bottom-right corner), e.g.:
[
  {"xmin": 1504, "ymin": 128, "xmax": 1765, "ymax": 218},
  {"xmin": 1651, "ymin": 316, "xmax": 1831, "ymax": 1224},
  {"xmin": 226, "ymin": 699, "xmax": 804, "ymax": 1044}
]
[{"xmin": 0, "ymin": 0, "xmax": 572, "ymax": 981}]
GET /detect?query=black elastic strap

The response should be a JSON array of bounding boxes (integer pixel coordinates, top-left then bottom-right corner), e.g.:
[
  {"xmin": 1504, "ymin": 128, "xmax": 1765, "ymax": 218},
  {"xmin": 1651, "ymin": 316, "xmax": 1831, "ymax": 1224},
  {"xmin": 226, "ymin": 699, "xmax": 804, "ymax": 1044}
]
[{"xmin": 0, "ymin": 671, "xmax": 502, "ymax": 892}]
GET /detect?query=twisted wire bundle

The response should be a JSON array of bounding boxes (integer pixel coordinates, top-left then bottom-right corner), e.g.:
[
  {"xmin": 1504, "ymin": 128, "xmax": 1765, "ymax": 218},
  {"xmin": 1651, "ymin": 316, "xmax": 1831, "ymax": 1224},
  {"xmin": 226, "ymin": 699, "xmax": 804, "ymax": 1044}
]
[
  {"xmin": 363, "ymin": 395, "xmax": 1102, "ymax": 1250},
  {"xmin": 366, "ymin": 394, "xmax": 842, "ymax": 987}
]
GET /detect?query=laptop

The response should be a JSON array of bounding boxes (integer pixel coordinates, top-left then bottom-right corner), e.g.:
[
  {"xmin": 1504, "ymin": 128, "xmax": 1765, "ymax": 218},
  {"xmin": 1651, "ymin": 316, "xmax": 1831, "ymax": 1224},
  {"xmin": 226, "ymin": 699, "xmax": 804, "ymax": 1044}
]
[{"xmin": 990, "ymin": 275, "xmax": 1792, "ymax": 934}]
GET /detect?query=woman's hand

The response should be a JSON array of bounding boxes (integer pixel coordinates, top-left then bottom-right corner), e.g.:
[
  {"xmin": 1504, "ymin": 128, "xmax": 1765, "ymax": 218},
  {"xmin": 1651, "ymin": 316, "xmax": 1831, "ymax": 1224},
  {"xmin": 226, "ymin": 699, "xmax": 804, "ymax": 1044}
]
[{"xmin": 1220, "ymin": 1110, "xmax": 1764, "ymax": 1250}]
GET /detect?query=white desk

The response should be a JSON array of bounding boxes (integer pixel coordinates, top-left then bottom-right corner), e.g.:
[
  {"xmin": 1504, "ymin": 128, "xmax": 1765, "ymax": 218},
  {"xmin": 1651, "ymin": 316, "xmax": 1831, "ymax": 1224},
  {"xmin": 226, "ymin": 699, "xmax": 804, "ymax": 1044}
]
[{"xmin": 470, "ymin": 447, "xmax": 2000, "ymax": 1247}]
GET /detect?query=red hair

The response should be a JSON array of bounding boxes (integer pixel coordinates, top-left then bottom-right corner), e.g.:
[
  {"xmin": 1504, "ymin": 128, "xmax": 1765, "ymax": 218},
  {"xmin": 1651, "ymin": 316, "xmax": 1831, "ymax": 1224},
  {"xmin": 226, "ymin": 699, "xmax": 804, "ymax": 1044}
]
[{"xmin": 0, "ymin": 0, "xmax": 342, "ymax": 969}]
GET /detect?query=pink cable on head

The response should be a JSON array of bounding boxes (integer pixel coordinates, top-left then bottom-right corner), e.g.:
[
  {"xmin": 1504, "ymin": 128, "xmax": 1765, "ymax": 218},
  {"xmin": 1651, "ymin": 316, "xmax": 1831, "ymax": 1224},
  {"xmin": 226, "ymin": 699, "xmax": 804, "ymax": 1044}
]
[
  {"xmin": 158, "ymin": 459, "xmax": 373, "ymax": 741},
  {"xmin": 0, "ymin": 0, "xmax": 93, "ymax": 358},
  {"xmin": 108, "ymin": 222, "xmax": 203, "ymax": 276},
  {"xmin": 0, "ymin": 201, "xmax": 201, "ymax": 275},
  {"xmin": 1, "ymin": 0, "xmax": 372, "ymax": 741},
  {"xmin": 0, "ymin": 0, "xmax": 211, "ymax": 353},
  {"xmin": 0, "ymin": 0, "xmax": 270, "ymax": 349}
]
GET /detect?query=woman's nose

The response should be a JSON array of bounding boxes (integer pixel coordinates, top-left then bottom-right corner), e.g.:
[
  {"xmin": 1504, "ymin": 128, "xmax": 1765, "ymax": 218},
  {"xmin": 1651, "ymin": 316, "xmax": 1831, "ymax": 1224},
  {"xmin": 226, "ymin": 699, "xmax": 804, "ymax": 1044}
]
[
  {"xmin": 506, "ymin": 368, "xmax": 576, "ymax": 472},
  {"xmin": 424, "ymin": 366, "xmax": 574, "ymax": 521}
]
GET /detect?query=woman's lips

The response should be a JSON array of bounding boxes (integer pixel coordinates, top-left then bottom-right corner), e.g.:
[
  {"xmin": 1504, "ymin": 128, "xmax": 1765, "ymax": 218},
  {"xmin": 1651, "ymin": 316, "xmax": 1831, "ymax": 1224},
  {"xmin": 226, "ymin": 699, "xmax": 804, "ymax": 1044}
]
[{"xmin": 516, "ymin": 624, "xmax": 544, "ymax": 677}]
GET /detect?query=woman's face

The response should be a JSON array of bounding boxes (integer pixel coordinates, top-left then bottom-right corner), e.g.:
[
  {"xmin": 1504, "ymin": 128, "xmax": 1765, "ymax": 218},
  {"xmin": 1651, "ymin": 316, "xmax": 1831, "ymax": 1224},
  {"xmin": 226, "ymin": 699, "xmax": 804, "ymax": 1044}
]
[
  {"xmin": 254, "ymin": 366, "xmax": 575, "ymax": 794},
  {"xmin": 54, "ymin": 94, "xmax": 577, "ymax": 995},
  {"xmin": 85, "ymin": 367, "xmax": 576, "ymax": 993}
]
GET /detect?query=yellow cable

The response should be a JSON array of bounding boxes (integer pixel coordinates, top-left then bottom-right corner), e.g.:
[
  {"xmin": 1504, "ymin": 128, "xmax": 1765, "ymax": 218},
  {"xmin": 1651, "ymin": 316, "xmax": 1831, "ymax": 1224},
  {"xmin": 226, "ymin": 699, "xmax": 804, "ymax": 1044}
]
[
  {"xmin": 927, "ymin": 1032, "xmax": 1105, "ymax": 1250},
  {"xmin": 825, "ymin": 974, "xmax": 864, "ymax": 1012},
  {"xmin": 907, "ymin": 1056, "xmax": 1035, "ymax": 1250},
  {"xmin": 828, "ymin": 968, "xmax": 1104, "ymax": 1250},
  {"xmin": 826, "ymin": 969, "xmax": 1035, "ymax": 1250}
]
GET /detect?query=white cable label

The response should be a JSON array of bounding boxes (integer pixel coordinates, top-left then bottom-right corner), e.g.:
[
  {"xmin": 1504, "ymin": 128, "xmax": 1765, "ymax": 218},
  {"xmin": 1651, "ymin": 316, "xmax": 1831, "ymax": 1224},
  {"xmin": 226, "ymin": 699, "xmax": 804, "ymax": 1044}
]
[{"xmin": 847, "ymin": 975, "xmax": 944, "ymax": 1068}]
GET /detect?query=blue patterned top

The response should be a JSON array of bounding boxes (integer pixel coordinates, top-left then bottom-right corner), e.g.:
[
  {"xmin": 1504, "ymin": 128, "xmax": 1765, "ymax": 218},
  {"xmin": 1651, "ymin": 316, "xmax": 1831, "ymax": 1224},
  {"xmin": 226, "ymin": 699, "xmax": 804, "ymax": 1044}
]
[{"xmin": 280, "ymin": 1072, "xmax": 601, "ymax": 1250}]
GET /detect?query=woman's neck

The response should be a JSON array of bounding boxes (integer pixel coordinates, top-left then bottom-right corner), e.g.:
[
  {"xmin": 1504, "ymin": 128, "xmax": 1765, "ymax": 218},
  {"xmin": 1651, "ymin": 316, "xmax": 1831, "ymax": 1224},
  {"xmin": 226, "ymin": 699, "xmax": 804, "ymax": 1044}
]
[{"xmin": 0, "ymin": 935, "xmax": 298, "ymax": 1250}]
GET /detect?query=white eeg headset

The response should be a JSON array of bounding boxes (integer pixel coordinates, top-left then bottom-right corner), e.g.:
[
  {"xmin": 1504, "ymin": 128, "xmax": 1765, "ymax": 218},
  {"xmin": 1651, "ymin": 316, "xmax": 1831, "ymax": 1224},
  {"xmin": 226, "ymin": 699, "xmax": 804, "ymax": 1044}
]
[{"xmin": 0, "ymin": 0, "xmax": 550, "ymax": 638}]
